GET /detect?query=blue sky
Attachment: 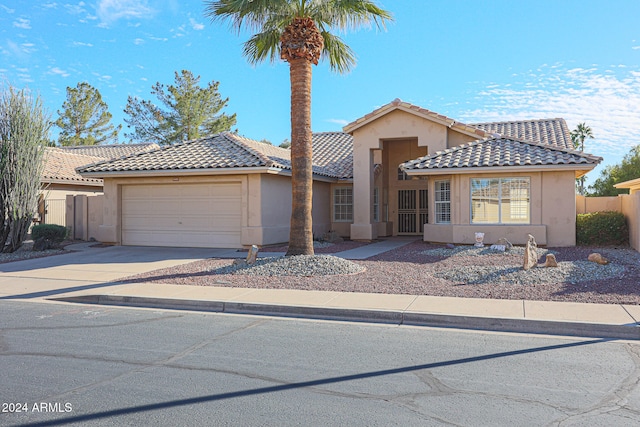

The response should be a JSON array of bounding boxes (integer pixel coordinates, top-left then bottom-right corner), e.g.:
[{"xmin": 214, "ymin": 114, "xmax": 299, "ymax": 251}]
[{"xmin": 2, "ymin": 1, "xmax": 640, "ymax": 185}]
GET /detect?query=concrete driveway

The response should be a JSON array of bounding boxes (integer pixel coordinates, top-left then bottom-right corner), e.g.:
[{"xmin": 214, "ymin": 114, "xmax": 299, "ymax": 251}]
[{"xmin": 0, "ymin": 244, "xmax": 221, "ymax": 300}]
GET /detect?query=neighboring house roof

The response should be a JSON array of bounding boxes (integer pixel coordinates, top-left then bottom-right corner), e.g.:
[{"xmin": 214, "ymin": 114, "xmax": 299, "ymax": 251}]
[
  {"xmin": 343, "ymin": 98, "xmax": 487, "ymax": 139},
  {"xmin": 78, "ymin": 132, "xmax": 353, "ymax": 179},
  {"xmin": 402, "ymin": 137, "xmax": 602, "ymax": 175},
  {"xmin": 41, "ymin": 148, "xmax": 105, "ymax": 186},
  {"xmin": 470, "ymin": 118, "xmax": 573, "ymax": 149},
  {"xmin": 614, "ymin": 178, "xmax": 640, "ymax": 191},
  {"xmin": 61, "ymin": 143, "xmax": 160, "ymax": 159}
]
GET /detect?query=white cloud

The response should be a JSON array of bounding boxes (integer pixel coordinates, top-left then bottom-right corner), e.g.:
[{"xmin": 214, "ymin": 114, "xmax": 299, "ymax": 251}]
[
  {"xmin": 72, "ymin": 41, "xmax": 93, "ymax": 47},
  {"xmin": 1, "ymin": 5, "xmax": 15, "ymax": 13},
  {"xmin": 189, "ymin": 18, "xmax": 204, "ymax": 31},
  {"xmin": 460, "ymin": 64, "xmax": 640, "ymax": 183},
  {"xmin": 49, "ymin": 67, "xmax": 70, "ymax": 77},
  {"xmin": 96, "ymin": 0, "xmax": 155, "ymax": 24},
  {"xmin": 13, "ymin": 17, "xmax": 31, "ymax": 29},
  {"xmin": 326, "ymin": 118, "xmax": 349, "ymax": 126},
  {"xmin": 64, "ymin": 2, "xmax": 87, "ymax": 15},
  {"xmin": 133, "ymin": 38, "xmax": 145, "ymax": 45}
]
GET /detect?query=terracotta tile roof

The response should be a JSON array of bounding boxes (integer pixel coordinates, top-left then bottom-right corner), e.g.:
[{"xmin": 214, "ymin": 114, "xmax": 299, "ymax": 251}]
[
  {"xmin": 78, "ymin": 132, "xmax": 353, "ymax": 179},
  {"xmin": 471, "ymin": 118, "xmax": 572, "ymax": 149},
  {"xmin": 402, "ymin": 137, "xmax": 602, "ymax": 172},
  {"xmin": 312, "ymin": 132, "xmax": 353, "ymax": 179},
  {"xmin": 343, "ymin": 98, "xmax": 487, "ymax": 138},
  {"xmin": 60, "ymin": 143, "xmax": 160, "ymax": 159},
  {"xmin": 41, "ymin": 148, "xmax": 104, "ymax": 185}
]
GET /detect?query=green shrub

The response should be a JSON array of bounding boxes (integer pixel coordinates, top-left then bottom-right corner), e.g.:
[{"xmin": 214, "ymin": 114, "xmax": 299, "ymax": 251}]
[
  {"xmin": 31, "ymin": 224, "xmax": 68, "ymax": 243},
  {"xmin": 576, "ymin": 211, "xmax": 628, "ymax": 246}
]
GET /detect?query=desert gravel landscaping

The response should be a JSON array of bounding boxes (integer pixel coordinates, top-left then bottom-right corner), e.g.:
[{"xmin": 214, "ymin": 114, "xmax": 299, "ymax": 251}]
[{"xmin": 121, "ymin": 240, "xmax": 640, "ymax": 306}]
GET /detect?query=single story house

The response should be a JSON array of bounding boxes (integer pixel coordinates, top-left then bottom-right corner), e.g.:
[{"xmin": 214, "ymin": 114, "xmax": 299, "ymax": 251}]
[
  {"xmin": 77, "ymin": 99, "xmax": 602, "ymax": 248},
  {"xmin": 39, "ymin": 144, "xmax": 159, "ymax": 226}
]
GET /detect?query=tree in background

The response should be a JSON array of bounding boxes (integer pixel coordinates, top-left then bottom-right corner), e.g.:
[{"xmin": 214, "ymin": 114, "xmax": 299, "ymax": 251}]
[
  {"xmin": 55, "ymin": 82, "xmax": 120, "ymax": 146},
  {"xmin": 206, "ymin": 0, "xmax": 392, "ymax": 256},
  {"xmin": 124, "ymin": 70, "xmax": 236, "ymax": 145},
  {"xmin": 0, "ymin": 85, "xmax": 51, "ymax": 252},
  {"xmin": 571, "ymin": 122, "xmax": 594, "ymax": 195},
  {"xmin": 588, "ymin": 145, "xmax": 640, "ymax": 196}
]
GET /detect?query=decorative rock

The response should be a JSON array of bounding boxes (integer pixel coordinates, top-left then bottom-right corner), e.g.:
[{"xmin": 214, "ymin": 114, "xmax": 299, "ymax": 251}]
[
  {"xmin": 446, "ymin": 243, "xmax": 455, "ymax": 249},
  {"xmin": 246, "ymin": 245, "xmax": 259, "ymax": 264},
  {"xmin": 588, "ymin": 253, "xmax": 609, "ymax": 265},
  {"xmin": 540, "ymin": 253, "xmax": 558, "ymax": 268},
  {"xmin": 496, "ymin": 237, "xmax": 513, "ymax": 251},
  {"xmin": 232, "ymin": 258, "xmax": 247, "ymax": 267},
  {"xmin": 523, "ymin": 234, "xmax": 538, "ymax": 271},
  {"xmin": 490, "ymin": 244, "xmax": 506, "ymax": 252}
]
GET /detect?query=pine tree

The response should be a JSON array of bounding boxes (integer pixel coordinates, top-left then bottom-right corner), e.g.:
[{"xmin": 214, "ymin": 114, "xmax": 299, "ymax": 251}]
[
  {"xmin": 124, "ymin": 70, "xmax": 236, "ymax": 145},
  {"xmin": 55, "ymin": 82, "xmax": 120, "ymax": 146}
]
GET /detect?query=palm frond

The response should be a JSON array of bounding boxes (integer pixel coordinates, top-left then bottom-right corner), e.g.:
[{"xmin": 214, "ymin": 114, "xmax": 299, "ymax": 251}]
[{"xmin": 321, "ymin": 31, "xmax": 356, "ymax": 73}]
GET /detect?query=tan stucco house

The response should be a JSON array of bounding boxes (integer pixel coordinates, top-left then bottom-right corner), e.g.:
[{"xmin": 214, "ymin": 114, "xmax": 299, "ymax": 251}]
[{"xmin": 77, "ymin": 99, "xmax": 602, "ymax": 248}]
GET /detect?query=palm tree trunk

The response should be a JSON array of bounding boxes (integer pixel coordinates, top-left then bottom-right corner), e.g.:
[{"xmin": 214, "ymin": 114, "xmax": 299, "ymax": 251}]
[{"xmin": 286, "ymin": 58, "xmax": 314, "ymax": 256}]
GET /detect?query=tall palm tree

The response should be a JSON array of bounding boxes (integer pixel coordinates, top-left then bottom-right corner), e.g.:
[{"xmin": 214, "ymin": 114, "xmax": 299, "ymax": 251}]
[
  {"xmin": 205, "ymin": 0, "xmax": 392, "ymax": 256},
  {"xmin": 571, "ymin": 122, "xmax": 594, "ymax": 195}
]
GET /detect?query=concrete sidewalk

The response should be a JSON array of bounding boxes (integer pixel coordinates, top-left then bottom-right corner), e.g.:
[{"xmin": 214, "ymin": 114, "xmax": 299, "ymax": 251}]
[{"xmin": 1, "ymin": 241, "xmax": 639, "ymax": 340}]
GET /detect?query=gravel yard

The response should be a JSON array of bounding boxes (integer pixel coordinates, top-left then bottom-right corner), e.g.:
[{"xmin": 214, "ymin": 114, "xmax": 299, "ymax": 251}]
[
  {"xmin": 122, "ymin": 240, "xmax": 640, "ymax": 305},
  {"xmin": 0, "ymin": 241, "xmax": 69, "ymax": 264}
]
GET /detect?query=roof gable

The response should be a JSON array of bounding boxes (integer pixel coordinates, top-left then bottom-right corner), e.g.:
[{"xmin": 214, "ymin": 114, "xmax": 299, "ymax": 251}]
[
  {"xmin": 402, "ymin": 137, "xmax": 602, "ymax": 174},
  {"xmin": 343, "ymin": 98, "xmax": 487, "ymax": 139}
]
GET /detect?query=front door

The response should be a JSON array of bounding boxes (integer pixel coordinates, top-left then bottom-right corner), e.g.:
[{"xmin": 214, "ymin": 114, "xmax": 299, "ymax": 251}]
[{"xmin": 398, "ymin": 189, "xmax": 428, "ymax": 234}]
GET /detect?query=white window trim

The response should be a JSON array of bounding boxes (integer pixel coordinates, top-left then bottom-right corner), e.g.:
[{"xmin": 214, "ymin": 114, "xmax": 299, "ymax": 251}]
[
  {"xmin": 470, "ymin": 177, "xmax": 530, "ymax": 224},
  {"xmin": 333, "ymin": 187, "xmax": 353, "ymax": 222},
  {"xmin": 434, "ymin": 180, "xmax": 451, "ymax": 224}
]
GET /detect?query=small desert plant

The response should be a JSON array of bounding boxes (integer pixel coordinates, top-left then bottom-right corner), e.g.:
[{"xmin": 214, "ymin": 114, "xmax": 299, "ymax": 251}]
[{"xmin": 576, "ymin": 211, "xmax": 628, "ymax": 246}]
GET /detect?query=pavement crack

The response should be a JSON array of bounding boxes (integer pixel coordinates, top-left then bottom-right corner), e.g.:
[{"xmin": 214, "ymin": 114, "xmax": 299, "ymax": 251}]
[
  {"xmin": 32, "ymin": 318, "xmax": 270, "ymax": 403},
  {"xmin": 554, "ymin": 342, "xmax": 640, "ymax": 425}
]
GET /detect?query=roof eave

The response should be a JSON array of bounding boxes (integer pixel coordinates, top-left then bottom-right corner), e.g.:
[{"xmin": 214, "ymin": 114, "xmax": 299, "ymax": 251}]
[
  {"xmin": 79, "ymin": 166, "xmax": 340, "ymax": 182},
  {"xmin": 404, "ymin": 163, "xmax": 599, "ymax": 176},
  {"xmin": 40, "ymin": 178, "xmax": 104, "ymax": 187}
]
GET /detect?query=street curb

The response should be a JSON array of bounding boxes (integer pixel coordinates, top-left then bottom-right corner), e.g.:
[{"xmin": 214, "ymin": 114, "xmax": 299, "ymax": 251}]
[{"xmin": 51, "ymin": 294, "xmax": 640, "ymax": 341}]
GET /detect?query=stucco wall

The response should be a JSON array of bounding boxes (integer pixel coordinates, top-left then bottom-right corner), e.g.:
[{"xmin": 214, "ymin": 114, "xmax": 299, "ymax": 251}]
[
  {"xmin": 575, "ymin": 195, "xmax": 622, "ymax": 214},
  {"xmin": 621, "ymin": 193, "xmax": 640, "ymax": 251},
  {"xmin": 423, "ymin": 170, "xmax": 577, "ymax": 246}
]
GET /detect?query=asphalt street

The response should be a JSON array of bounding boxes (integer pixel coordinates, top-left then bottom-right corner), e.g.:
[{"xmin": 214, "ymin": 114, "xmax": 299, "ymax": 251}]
[{"xmin": 2, "ymin": 300, "xmax": 640, "ymax": 426}]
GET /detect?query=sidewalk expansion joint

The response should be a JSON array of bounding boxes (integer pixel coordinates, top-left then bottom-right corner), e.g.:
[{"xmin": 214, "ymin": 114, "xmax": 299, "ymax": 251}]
[{"xmin": 49, "ymin": 294, "xmax": 640, "ymax": 341}]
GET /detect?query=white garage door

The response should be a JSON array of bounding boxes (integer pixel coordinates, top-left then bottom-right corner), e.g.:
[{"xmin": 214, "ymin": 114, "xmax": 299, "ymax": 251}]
[{"xmin": 121, "ymin": 183, "xmax": 242, "ymax": 248}]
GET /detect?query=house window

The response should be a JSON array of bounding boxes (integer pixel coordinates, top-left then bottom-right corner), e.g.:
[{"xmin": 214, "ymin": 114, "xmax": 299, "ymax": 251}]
[
  {"xmin": 373, "ymin": 187, "xmax": 380, "ymax": 222},
  {"xmin": 333, "ymin": 187, "xmax": 353, "ymax": 222},
  {"xmin": 434, "ymin": 180, "xmax": 451, "ymax": 224},
  {"xmin": 471, "ymin": 178, "xmax": 530, "ymax": 224}
]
